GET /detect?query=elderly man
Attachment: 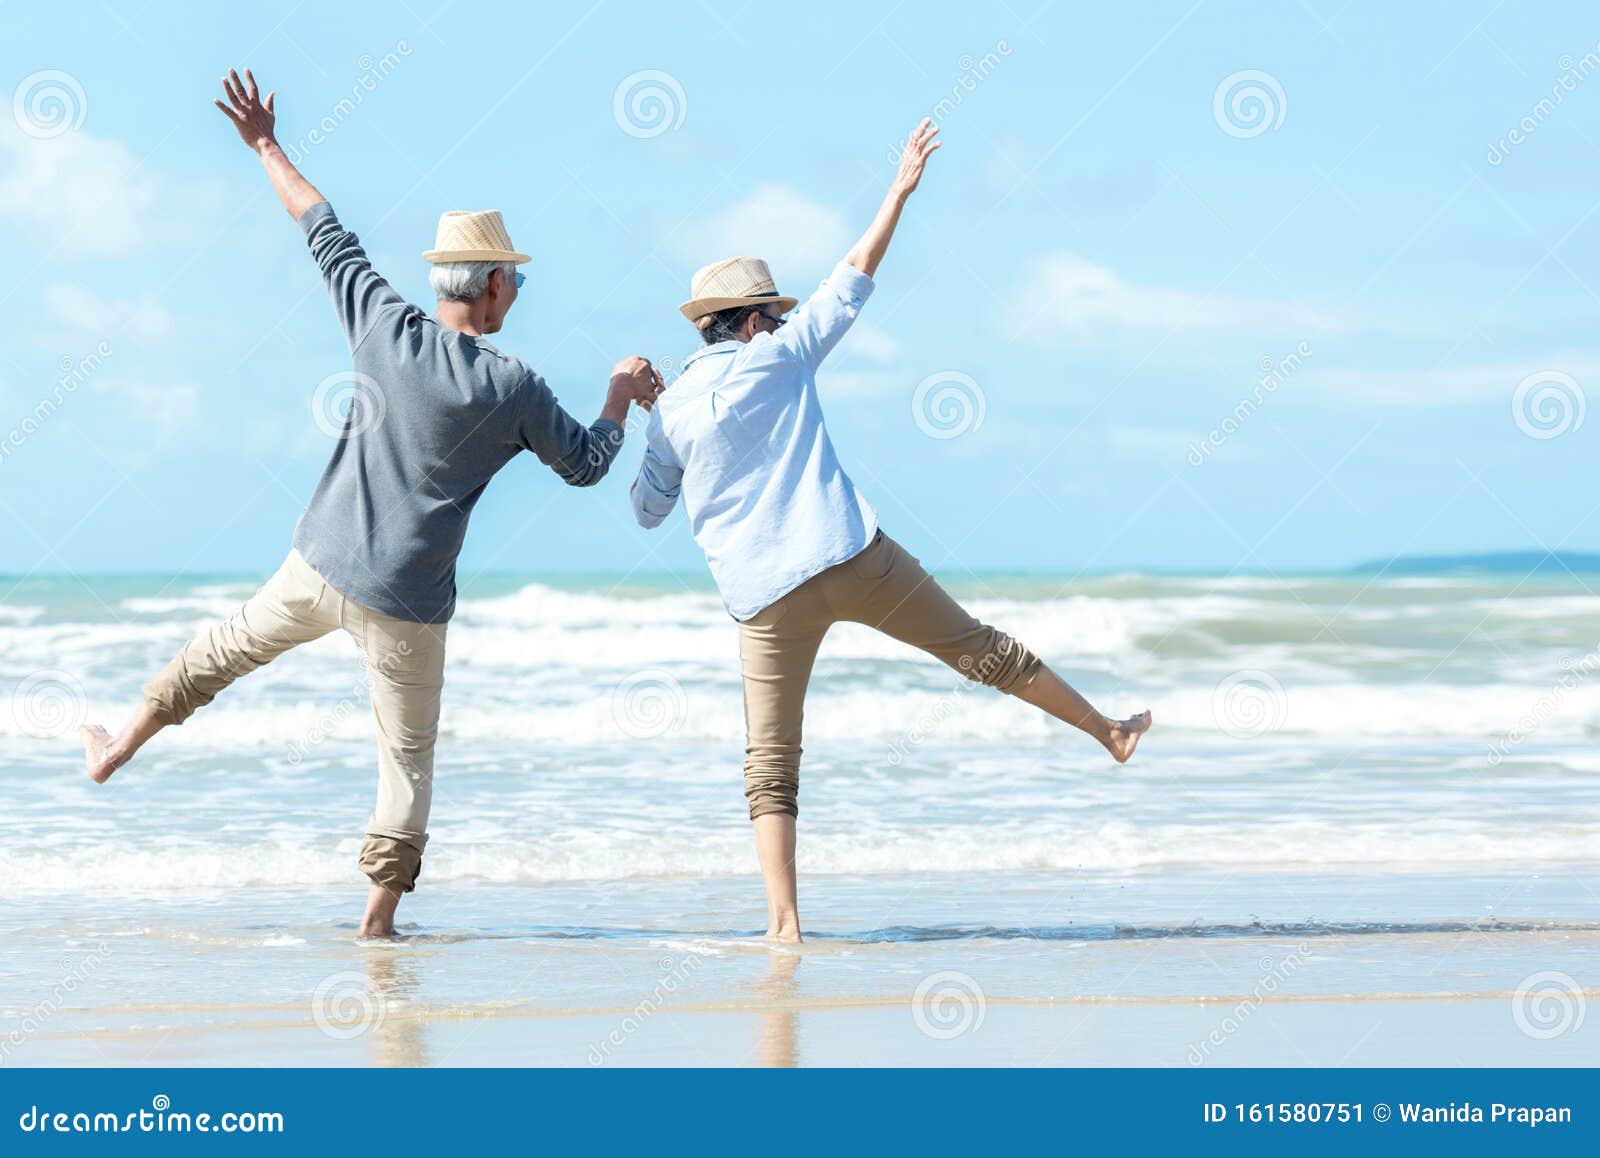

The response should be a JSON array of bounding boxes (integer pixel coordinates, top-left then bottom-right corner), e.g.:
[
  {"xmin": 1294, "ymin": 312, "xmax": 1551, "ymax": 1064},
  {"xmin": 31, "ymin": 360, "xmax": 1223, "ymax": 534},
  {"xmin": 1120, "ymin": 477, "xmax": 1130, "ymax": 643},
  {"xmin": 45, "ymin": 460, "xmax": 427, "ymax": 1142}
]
[{"xmin": 78, "ymin": 69, "xmax": 661, "ymax": 936}]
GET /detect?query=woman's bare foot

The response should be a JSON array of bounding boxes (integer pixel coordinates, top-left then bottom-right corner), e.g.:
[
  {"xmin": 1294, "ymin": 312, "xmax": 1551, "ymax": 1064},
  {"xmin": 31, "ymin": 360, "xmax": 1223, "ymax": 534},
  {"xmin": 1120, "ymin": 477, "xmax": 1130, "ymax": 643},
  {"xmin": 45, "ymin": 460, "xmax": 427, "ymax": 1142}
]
[
  {"xmin": 1101, "ymin": 711, "xmax": 1151, "ymax": 763},
  {"xmin": 79, "ymin": 724, "xmax": 122, "ymax": 783}
]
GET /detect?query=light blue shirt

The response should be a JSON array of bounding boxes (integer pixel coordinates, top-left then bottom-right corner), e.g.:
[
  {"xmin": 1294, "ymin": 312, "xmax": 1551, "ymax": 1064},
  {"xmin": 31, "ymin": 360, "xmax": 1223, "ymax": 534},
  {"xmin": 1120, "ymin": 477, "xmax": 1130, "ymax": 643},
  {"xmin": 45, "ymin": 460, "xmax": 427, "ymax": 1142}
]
[{"xmin": 631, "ymin": 261, "xmax": 879, "ymax": 620}]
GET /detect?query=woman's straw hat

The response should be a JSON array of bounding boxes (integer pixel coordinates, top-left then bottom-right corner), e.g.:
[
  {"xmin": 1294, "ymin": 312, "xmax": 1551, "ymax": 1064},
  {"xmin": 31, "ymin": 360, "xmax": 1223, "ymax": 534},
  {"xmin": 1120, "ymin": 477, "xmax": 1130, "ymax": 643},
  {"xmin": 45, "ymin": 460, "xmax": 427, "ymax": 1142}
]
[
  {"xmin": 679, "ymin": 256, "xmax": 798, "ymax": 324},
  {"xmin": 421, "ymin": 210, "xmax": 531, "ymax": 264}
]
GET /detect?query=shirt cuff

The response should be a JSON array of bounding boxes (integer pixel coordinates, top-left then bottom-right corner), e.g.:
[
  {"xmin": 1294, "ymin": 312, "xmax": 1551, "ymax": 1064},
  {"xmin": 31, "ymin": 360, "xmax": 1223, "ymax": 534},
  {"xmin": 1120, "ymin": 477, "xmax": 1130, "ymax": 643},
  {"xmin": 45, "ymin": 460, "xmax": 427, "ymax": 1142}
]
[
  {"xmin": 297, "ymin": 200, "xmax": 337, "ymax": 236},
  {"xmin": 825, "ymin": 261, "xmax": 875, "ymax": 307}
]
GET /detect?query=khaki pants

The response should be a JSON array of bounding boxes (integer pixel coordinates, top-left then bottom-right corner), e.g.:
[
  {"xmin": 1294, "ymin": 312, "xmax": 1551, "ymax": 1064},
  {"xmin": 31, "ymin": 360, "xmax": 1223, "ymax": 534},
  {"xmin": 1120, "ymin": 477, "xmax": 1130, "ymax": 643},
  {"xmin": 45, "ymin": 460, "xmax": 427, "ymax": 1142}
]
[
  {"xmin": 142, "ymin": 550, "xmax": 447, "ymax": 894},
  {"xmin": 738, "ymin": 530, "xmax": 1041, "ymax": 819}
]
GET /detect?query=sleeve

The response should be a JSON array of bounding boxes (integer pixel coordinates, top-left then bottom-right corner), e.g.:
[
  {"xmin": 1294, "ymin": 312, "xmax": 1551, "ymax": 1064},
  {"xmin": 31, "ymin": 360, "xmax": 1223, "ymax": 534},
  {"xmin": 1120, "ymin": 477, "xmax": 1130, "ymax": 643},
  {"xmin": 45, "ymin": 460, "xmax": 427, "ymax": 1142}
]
[
  {"xmin": 631, "ymin": 407, "xmax": 684, "ymax": 529},
  {"xmin": 298, "ymin": 201, "xmax": 407, "ymax": 352},
  {"xmin": 514, "ymin": 370, "xmax": 625, "ymax": 487},
  {"xmin": 772, "ymin": 261, "xmax": 876, "ymax": 370}
]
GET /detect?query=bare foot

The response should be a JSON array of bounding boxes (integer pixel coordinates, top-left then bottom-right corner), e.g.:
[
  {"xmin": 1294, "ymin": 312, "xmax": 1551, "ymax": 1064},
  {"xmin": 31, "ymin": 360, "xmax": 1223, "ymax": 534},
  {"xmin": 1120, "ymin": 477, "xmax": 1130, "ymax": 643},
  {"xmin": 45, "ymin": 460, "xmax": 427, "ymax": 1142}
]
[
  {"xmin": 80, "ymin": 724, "xmax": 121, "ymax": 783},
  {"xmin": 765, "ymin": 925, "xmax": 803, "ymax": 945},
  {"xmin": 1102, "ymin": 711, "xmax": 1151, "ymax": 763}
]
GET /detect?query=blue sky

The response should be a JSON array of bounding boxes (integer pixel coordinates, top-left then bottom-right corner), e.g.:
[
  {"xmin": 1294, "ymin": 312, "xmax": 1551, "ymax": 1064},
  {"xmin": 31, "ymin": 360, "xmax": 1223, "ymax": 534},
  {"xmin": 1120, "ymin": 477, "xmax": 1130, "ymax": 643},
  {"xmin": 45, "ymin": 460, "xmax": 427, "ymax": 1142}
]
[{"xmin": 3, "ymin": 0, "xmax": 1599, "ymax": 579}]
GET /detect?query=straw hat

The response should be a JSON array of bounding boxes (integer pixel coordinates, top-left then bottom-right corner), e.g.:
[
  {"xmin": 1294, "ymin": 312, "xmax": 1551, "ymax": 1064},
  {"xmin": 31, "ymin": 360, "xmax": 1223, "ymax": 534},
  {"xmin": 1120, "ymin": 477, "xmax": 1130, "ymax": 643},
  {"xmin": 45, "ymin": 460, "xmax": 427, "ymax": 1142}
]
[
  {"xmin": 421, "ymin": 210, "xmax": 531, "ymax": 264},
  {"xmin": 679, "ymin": 256, "xmax": 798, "ymax": 324}
]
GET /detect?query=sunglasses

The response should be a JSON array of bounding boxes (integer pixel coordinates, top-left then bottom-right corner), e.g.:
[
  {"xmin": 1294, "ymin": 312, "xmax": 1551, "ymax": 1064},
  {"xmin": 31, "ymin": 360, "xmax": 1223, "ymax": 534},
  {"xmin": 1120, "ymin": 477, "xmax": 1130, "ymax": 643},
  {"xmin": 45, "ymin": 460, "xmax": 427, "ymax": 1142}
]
[{"xmin": 514, "ymin": 272, "xmax": 526, "ymax": 289}]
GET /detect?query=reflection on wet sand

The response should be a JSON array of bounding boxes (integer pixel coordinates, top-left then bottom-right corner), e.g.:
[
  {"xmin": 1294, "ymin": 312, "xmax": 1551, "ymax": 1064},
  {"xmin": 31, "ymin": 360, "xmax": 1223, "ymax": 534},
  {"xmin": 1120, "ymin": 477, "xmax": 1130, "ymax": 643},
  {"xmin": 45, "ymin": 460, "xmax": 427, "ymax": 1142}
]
[
  {"xmin": 363, "ymin": 951, "xmax": 428, "ymax": 1067},
  {"xmin": 753, "ymin": 951, "xmax": 800, "ymax": 1068}
]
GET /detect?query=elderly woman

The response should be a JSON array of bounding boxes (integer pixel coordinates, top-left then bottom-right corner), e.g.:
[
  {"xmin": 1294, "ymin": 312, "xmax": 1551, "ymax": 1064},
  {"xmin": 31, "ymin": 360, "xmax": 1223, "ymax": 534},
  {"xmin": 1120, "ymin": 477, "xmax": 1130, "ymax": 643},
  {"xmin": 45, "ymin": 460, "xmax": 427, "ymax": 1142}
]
[{"xmin": 631, "ymin": 120, "xmax": 1151, "ymax": 941}]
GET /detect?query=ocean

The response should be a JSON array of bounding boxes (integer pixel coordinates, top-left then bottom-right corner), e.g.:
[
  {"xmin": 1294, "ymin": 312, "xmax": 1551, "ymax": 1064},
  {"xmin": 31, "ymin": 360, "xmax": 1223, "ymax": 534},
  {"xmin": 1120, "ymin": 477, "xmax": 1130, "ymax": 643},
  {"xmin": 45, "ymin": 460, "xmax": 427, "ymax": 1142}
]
[{"xmin": 3, "ymin": 567, "xmax": 1598, "ymax": 1065}]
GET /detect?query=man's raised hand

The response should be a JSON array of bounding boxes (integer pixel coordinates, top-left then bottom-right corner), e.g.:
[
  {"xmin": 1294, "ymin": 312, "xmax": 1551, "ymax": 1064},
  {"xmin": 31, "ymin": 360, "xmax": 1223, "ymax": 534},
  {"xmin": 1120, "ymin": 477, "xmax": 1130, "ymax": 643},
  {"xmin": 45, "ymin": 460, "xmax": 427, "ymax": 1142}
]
[{"xmin": 214, "ymin": 68, "xmax": 277, "ymax": 152}]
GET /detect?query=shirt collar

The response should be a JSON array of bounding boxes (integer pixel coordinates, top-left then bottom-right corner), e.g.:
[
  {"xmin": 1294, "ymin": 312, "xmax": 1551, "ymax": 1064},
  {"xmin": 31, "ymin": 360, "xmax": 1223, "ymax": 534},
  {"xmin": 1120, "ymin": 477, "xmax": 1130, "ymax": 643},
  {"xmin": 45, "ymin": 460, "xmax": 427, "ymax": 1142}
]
[{"xmin": 683, "ymin": 340, "xmax": 741, "ymax": 367}]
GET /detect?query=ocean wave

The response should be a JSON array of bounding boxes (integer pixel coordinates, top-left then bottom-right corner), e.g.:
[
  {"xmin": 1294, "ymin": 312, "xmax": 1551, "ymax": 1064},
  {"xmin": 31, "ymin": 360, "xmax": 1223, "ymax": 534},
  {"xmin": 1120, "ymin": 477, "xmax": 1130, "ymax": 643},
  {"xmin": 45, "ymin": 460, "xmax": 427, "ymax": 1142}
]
[
  {"xmin": 4, "ymin": 818, "xmax": 1597, "ymax": 891},
  {"xmin": 15, "ymin": 676, "xmax": 1600, "ymax": 747}
]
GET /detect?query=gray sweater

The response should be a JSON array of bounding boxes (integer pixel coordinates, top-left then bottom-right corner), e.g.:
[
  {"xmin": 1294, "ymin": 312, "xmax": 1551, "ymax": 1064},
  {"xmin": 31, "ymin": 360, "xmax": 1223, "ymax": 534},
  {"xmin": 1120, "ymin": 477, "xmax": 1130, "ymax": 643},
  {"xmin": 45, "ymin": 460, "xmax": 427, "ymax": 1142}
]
[{"xmin": 291, "ymin": 202, "xmax": 622, "ymax": 623}]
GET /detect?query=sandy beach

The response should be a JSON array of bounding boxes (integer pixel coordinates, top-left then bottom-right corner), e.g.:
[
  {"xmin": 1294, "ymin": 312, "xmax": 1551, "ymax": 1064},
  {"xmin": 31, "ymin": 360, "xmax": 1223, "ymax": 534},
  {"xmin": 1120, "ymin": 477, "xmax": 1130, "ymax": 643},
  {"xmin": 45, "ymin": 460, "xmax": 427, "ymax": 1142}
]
[{"xmin": 6, "ymin": 869, "xmax": 1597, "ymax": 1067}]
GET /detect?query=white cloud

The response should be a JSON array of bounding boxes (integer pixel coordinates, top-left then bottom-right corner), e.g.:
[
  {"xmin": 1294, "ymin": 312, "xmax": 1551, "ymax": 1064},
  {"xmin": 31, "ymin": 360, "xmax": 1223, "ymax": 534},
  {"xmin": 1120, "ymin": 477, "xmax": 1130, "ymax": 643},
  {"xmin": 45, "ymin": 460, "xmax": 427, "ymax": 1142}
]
[
  {"xmin": 818, "ymin": 322, "xmax": 904, "ymax": 400},
  {"xmin": 42, "ymin": 283, "xmax": 175, "ymax": 342},
  {"xmin": 672, "ymin": 183, "xmax": 852, "ymax": 280},
  {"xmin": 0, "ymin": 119, "xmax": 212, "ymax": 258},
  {"xmin": 94, "ymin": 381, "xmax": 200, "ymax": 435},
  {"xmin": 1002, "ymin": 252, "xmax": 1376, "ymax": 343},
  {"xmin": 1308, "ymin": 356, "xmax": 1600, "ymax": 406}
]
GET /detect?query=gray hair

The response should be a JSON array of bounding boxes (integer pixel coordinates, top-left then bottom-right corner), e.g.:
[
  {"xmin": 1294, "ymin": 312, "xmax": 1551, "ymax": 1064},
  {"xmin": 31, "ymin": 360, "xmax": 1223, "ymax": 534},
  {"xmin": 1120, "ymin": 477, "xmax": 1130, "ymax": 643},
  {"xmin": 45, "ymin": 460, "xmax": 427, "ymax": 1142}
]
[{"xmin": 429, "ymin": 259, "xmax": 517, "ymax": 303}]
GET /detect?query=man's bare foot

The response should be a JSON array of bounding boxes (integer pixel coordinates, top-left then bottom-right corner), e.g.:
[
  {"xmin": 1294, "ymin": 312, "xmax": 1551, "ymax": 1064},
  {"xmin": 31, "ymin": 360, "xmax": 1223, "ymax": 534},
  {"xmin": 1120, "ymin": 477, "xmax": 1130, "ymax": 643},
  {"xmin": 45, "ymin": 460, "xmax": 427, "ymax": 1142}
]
[
  {"xmin": 765, "ymin": 921, "xmax": 802, "ymax": 945},
  {"xmin": 1102, "ymin": 711, "xmax": 1151, "ymax": 763},
  {"xmin": 80, "ymin": 724, "xmax": 122, "ymax": 783}
]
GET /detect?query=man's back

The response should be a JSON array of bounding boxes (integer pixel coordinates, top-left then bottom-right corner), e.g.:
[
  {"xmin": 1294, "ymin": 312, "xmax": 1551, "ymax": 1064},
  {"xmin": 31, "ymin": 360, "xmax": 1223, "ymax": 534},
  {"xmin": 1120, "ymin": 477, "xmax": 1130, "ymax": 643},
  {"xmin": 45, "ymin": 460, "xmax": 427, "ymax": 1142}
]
[{"xmin": 293, "ymin": 203, "xmax": 622, "ymax": 624}]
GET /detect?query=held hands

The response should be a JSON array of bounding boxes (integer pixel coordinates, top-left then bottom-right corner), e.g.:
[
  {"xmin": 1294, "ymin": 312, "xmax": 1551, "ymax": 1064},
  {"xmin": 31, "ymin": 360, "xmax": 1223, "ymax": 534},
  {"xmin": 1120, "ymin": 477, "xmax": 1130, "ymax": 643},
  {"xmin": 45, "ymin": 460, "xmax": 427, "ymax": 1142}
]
[
  {"xmin": 610, "ymin": 356, "xmax": 666, "ymax": 411},
  {"xmin": 214, "ymin": 68, "xmax": 278, "ymax": 152},
  {"xmin": 892, "ymin": 118, "xmax": 941, "ymax": 199}
]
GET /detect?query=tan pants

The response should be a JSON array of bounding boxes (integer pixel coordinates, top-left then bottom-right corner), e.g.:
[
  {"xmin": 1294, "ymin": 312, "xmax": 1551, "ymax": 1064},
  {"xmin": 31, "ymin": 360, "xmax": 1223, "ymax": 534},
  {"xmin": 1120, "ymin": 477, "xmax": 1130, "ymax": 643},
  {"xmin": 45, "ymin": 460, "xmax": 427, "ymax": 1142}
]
[
  {"xmin": 738, "ymin": 531, "xmax": 1041, "ymax": 819},
  {"xmin": 142, "ymin": 550, "xmax": 447, "ymax": 894}
]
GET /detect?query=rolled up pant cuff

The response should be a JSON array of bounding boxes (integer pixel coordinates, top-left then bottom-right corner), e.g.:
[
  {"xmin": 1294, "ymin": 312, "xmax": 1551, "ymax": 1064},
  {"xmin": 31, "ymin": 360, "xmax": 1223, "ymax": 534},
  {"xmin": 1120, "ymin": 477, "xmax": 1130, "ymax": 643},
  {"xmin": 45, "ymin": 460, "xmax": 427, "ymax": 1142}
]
[
  {"xmin": 746, "ymin": 794, "xmax": 799, "ymax": 821},
  {"xmin": 358, "ymin": 834, "xmax": 424, "ymax": 895}
]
